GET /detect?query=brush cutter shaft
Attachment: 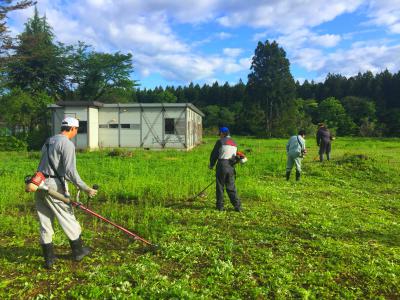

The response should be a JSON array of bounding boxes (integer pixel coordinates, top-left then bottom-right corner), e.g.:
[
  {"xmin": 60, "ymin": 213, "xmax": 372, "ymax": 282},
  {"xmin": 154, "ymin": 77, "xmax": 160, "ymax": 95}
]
[
  {"xmin": 72, "ymin": 202, "xmax": 154, "ymax": 246},
  {"xmin": 41, "ymin": 186, "xmax": 153, "ymax": 246},
  {"xmin": 189, "ymin": 180, "xmax": 214, "ymax": 201},
  {"xmin": 47, "ymin": 188, "xmax": 72, "ymax": 204},
  {"xmin": 197, "ymin": 181, "xmax": 214, "ymax": 196}
]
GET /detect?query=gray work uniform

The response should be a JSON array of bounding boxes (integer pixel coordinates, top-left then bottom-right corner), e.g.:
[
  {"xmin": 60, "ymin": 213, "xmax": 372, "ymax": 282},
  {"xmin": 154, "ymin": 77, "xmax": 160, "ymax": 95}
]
[
  {"xmin": 286, "ymin": 135, "xmax": 306, "ymax": 173},
  {"xmin": 209, "ymin": 136, "xmax": 242, "ymax": 211},
  {"xmin": 35, "ymin": 134, "xmax": 89, "ymax": 244}
]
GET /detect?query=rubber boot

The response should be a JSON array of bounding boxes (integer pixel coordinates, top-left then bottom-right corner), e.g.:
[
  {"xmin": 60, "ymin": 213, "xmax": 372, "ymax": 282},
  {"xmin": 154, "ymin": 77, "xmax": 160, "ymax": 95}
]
[
  {"xmin": 327, "ymin": 153, "xmax": 330, "ymax": 161},
  {"xmin": 69, "ymin": 236, "xmax": 91, "ymax": 261},
  {"xmin": 296, "ymin": 171, "xmax": 301, "ymax": 181},
  {"xmin": 319, "ymin": 153, "xmax": 324, "ymax": 162},
  {"xmin": 286, "ymin": 171, "xmax": 291, "ymax": 181},
  {"xmin": 234, "ymin": 202, "xmax": 242, "ymax": 212},
  {"xmin": 41, "ymin": 243, "xmax": 55, "ymax": 269}
]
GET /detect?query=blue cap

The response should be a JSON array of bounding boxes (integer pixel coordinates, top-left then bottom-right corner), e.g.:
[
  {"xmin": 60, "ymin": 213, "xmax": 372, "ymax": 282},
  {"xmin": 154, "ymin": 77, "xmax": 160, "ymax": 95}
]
[{"xmin": 219, "ymin": 127, "xmax": 229, "ymax": 133}]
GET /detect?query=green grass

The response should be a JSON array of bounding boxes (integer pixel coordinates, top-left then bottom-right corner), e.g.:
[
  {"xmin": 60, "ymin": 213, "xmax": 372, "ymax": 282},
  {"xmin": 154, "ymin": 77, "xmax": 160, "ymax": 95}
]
[{"xmin": 0, "ymin": 137, "xmax": 399, "ymax": 299}]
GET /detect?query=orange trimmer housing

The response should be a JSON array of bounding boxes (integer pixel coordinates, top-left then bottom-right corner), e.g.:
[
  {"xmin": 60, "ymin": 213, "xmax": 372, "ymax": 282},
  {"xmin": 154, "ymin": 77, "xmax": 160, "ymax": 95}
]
[{"xmin": 25, "ymin": 171, "xmax": 46, "ymax": 192}]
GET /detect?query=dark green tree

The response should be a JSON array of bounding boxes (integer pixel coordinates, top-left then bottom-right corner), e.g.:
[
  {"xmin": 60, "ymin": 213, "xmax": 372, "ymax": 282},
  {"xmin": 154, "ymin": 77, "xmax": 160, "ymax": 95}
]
[
  {"xmin": 63, "ymin": 42, "xmax": 135, "ymax": 101},
  {"xmin": 0, "ymin": 0, "xmax": 34, "ymax": 66},
  {"xmin": 341, "ymin": 96, "xmax": 376, "ymax": 126},
  {"xmin": 203, "ymin": 105, "xmax": 235, "ymax": 130},
  {"xmin": 317, "ymin": 97, "xmax": 356, "ymax": 135},
  {"xmin": 155, "ymin": 90, "xmax": 177, "ymax": 103},
  {"xmin": 246, "ymin": 40, "xmax": 296, "ymax": 136},
  {"xmin": 0, "ymin": 87, "xmax": 52, "ymax": 135},
  {"xmin": 7, "ymin": 7, "xmax": 67, "ymax": 96}
]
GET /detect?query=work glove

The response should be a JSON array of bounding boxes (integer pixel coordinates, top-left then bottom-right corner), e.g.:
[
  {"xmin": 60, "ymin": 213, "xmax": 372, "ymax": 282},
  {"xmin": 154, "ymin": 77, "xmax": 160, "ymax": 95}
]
[{"xmin": 85, "ymin": 187, "xmax": 98, "ymax": 198}]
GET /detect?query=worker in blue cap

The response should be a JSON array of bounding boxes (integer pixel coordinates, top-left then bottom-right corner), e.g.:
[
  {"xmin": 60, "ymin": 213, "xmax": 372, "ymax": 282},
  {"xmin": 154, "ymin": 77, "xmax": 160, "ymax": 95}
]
[{"xmin": 209, "ymin": 126, "xmax": 242, "ymax": 212}]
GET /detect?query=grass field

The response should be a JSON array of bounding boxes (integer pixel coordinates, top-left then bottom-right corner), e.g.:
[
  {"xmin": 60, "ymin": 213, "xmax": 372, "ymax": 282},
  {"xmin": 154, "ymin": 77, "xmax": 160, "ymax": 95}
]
[{"xmin": 0, "ymin": 136, "xmax": 400, "ymax": 299}]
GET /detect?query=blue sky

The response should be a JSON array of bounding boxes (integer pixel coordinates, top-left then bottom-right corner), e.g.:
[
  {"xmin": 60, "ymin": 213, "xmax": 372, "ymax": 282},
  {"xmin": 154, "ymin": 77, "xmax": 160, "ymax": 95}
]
[{"xmin": 8, "ymin": 0, "xmax": 400, "ymax": 89}]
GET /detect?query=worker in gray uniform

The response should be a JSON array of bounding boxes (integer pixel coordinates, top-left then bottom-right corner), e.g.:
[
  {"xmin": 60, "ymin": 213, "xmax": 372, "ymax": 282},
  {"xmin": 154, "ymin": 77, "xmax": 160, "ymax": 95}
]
[
  {"xmin": 209, "ymin": 127, "xmax": 242, "ymax": 212},
  {"xmin": 35, "ymin": 117, "xmax": 97, "ymax": 269},
  {"xmin": 286, "ymin": 130, "xmax": 307, "ymax": 181}
]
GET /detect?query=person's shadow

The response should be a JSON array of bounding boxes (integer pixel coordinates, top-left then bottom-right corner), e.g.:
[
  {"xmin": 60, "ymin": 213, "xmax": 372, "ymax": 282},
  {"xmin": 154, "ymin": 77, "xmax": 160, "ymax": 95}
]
[{"xmin": 0, "ymin": 245, "xmax": 76, "ymax": 265}]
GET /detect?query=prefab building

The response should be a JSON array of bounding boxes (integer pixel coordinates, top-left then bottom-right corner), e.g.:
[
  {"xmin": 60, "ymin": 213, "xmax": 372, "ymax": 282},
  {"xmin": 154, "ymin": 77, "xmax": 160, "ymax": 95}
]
[{"xmin": 49, "ymin": 102, "xmax": 204, "ymax": 150}]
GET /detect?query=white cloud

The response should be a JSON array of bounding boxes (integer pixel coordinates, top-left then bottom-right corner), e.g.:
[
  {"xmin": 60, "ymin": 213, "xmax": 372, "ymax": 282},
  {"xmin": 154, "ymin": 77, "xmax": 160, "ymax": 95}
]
[
  {"xmin": 7, "ymin": 0, "xmax": 254, "ymax": 83},
  {"xmin": 216, "ymin": 32, "xmax": 233, "ymax": 40},
  {"xmin": 6, "ymin": 0, "xmax": 400, "ymax": 86},
  {"xmin": 366, "ymin": 0, "xmax": 400, "ymax": 33},
  {"xmin": 293, "ymin": 48, "xmax": 325, "ymax": 71},
  {"xmin": 216, "ymin": 0, "xmax": 364, "ymax": 33},
  {"xmin": 294, "ymin": 44, "xmax": 400, "ymax": 78},
  {"xmin": 310, "ymin": 34, "xmax": 342, "ymax": 48},
  {"xmin": 223, "ymin": 48, "xmax": 243, "ymax": 57},
  {"xmin": 272, "ymin": 29, "xmax": 341, "ymax": 56}
]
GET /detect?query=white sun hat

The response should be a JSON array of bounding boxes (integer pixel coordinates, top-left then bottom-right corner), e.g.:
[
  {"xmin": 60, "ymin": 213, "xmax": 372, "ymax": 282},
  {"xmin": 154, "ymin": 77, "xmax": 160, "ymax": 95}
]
[{"xmin": 61, "ymin": 117, "xmax": 79, "ymax": 127}]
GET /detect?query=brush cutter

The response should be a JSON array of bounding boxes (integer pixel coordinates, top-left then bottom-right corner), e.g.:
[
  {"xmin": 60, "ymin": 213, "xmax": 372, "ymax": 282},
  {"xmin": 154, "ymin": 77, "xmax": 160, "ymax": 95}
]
[
  {"xmin": 25, "ymin": 172, "xmax": 157, "ymax": 248},
  {"xmin": 188, "ymin": 150, "xmax": 248, "ymax": 202},
  {"xmin": 187, "ymin": 180, "xmax": 214, "ymax": 202}
]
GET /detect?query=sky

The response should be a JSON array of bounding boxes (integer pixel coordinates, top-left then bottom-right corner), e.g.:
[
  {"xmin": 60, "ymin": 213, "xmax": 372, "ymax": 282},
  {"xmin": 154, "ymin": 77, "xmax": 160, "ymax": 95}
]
[{"xmin": 8, "ymin": 0, "xmax": 400, "ymax": 89}]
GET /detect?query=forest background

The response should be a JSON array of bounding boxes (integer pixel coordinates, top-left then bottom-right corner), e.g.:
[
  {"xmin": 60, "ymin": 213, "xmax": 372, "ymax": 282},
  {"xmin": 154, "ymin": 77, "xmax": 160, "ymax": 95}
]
[{"xmin": 1, "ymin": 2, "xmax": 399, "ymax": 151}]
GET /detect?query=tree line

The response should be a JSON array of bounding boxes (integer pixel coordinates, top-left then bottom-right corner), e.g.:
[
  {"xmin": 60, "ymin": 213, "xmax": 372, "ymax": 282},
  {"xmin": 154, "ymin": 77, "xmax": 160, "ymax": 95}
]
[
  {"xmin": 135, "ymin": 47, "xmax": 400, "ymax": 138},
  {"xmin": 1, "ymin": 4, "xmax": 399, "ymax": 150}
]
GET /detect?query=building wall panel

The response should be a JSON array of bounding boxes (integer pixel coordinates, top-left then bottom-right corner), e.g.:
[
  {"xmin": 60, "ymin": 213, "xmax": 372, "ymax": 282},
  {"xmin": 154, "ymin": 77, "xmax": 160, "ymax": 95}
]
[
  {"xmin": 141, "ymin": 108, "xmax": 163, "ymax": 148},
  {"xmin": 163, "ymin": 107, "xmax": 187, "ymax": 149},
  {"xmin": 63, "ymin": 107, "xmax": 87, "ymax": 149},
  {"xmin": 49, "ymin": 103, "xmax": 203, "ymax": 150},
  {"xmin": 88, "ymin": 107, "xmax": 98, "ymax": 149}
]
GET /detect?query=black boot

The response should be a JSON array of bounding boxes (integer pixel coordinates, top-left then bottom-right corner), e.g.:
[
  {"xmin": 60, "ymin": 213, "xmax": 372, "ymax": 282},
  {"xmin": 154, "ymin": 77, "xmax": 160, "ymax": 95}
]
[
  {"xmin": 69, "ymin": 236, "xmax": 91, "ymax": 261},
  {"xmin": 296, "ymin": 171, "xmax": 301, "ymax": 181},
  {"xmin": 41, "ymin": 243, "xmax": 55, "ymax": 269},
  {"xmin": 286, "ymin": 171, "xmax": 290, "ymax": 181}
]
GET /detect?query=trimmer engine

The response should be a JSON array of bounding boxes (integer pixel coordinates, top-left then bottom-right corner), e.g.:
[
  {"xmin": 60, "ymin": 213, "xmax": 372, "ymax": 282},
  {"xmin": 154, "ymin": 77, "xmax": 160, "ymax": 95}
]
[
  {"xmin": 25, "ymin": 172, "xmax": 46, "ymax": 192},
  {"xmin": 236, "ymin": 151, "xmax": 248, "ymax": 164}
]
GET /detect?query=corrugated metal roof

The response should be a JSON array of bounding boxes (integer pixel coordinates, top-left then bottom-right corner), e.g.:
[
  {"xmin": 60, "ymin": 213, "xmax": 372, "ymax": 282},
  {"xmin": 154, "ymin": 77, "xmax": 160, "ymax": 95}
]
[
  {"xmin": 49, "ymin": 102, "xmax": 205, "ymax": 117},
  {"xmin": 52, "ymin": 101, "xmax": 104, "ymax": 107}
]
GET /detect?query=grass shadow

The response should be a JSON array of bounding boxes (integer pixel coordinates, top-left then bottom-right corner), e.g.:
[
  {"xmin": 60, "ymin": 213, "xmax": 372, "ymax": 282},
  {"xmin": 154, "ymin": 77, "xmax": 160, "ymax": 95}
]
[{"xmin": 0, "ymin": 246, "xmax": 40, "ymax": 263}]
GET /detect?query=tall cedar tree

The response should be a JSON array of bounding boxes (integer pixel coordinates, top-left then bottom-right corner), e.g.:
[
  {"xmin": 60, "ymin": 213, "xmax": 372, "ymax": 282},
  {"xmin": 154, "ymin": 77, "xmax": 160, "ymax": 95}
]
[
  {"xmin": 0, "ymin": 0, "xmax": 34, "ymax": 92},
  {"xmin": 0, "ymin": 0, "xmax": 34, "ymax": 59},
  {"xmin": 246, "ymin": 40, "xmax": 296, "ymax": 136},
  {"xmin": 7, "ymin": 7, "xmax": 67, "ymax": 97}
]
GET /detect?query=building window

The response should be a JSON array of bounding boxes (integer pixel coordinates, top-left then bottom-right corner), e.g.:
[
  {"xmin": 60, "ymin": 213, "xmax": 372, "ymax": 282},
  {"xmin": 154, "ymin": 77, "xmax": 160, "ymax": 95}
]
[
  {"xmin": 165, "ymin": 118, "xmax": 175, "ymax": 134},
  {"xmin": 120, "ymin": 124, "xmax": 140, "ymax": 129},
  {"xmin": 99, "ymin": 124, "xmax": 108, "ymax": 128},
  {"xmin": 109, "ymin": 124, "xmax": 118, "ymax": 129},
  {"xmin": 78, "ymin": 121, "xmax": 87, "ymax": 134}
]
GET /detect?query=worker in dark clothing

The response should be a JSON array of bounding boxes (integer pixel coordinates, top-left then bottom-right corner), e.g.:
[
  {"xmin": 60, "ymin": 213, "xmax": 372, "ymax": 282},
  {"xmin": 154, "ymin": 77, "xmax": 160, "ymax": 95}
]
[
  {"xmin": 316, "ymin": 123, "xmax": 333, "ymax": 162},
  {"xmin": 209, "ymin": 127, "xmax": 242, "ymax": 212}
]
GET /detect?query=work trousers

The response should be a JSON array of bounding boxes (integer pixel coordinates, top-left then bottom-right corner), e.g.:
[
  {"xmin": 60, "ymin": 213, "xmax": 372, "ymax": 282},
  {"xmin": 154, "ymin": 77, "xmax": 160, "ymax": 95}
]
[
  {"xmin": 35, "ymin": 178, "xmax": 81, "ymax": 244},
  {"xmin": 286, "ymin": 153, "xmax": 302, "ymax": 173},
  {"xmin": 216, "ymin": 160, "xmax": 241, "ymax": 210},
  {"xmin": 319, "ymin": 140, "xmax": 331, "ymax": 161}
]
